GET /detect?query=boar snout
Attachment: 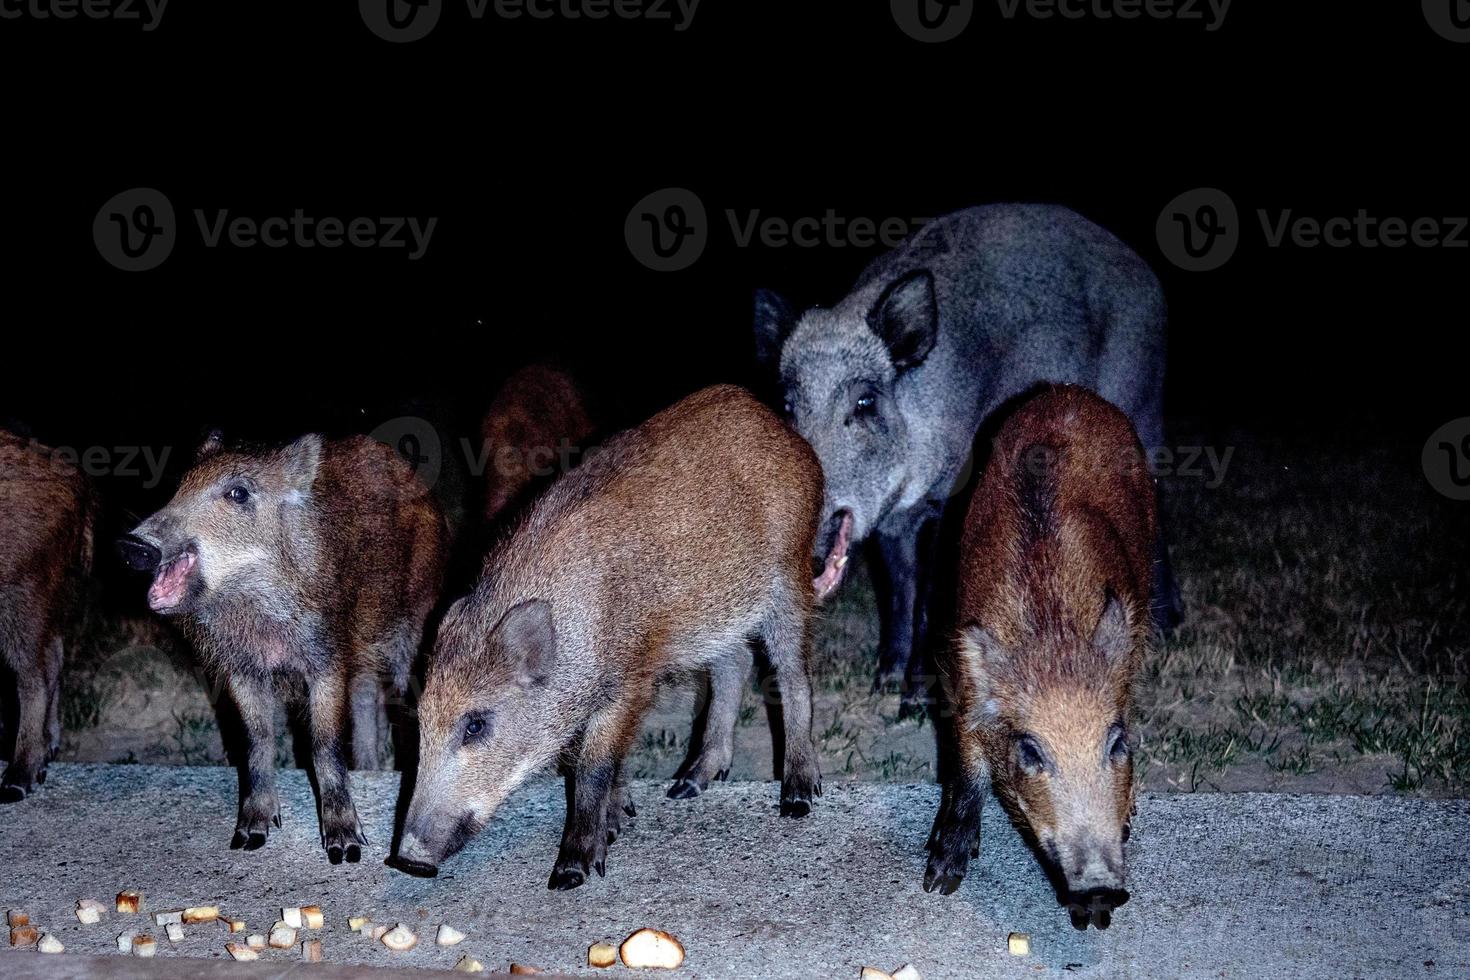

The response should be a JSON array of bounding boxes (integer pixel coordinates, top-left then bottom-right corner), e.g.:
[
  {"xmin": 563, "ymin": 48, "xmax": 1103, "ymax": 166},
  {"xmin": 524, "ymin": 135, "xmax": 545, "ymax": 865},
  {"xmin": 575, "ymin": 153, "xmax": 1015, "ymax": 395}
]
[
  {"xmin": 115, "ymin": 534, "xmax": 161, "ymax": 572},
  {"xmin": 386, "ymin": 838, "xmax": 440, "ymax": 879},
  {"xmin": 390, "ymin": 809, "xmax": 481, "ymax": 877},
  {"xmin": 1066, "ymin": 886, "xmax": 1130, "ymax": 930},
  {"xmin": 1056, "ymin": 837, "xmax": 1128, "ymax": 929}
]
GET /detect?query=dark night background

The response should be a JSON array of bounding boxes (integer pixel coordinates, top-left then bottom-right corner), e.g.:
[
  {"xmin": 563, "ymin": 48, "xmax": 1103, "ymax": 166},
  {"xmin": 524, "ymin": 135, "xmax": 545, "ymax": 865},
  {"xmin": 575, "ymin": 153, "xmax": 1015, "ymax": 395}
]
[{"xmin": 0, "ymin": 1, "xmax": 1463, "ymax": 540}]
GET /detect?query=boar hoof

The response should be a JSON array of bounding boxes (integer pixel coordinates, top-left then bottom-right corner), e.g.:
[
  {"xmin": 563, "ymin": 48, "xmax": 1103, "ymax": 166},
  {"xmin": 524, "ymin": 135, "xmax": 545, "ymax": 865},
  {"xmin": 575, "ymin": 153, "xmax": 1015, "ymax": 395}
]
[
  {"xmin": 666, "ymin": 778, "xmax": 703, "ymax": 800},
  {"xmin": 386, "ymin": 855, "xmax": 439, "ymax": 878},
  {"xmin": 923, "ymin": 847, "xmax": 970, "ymax": 895},
  {"xmin": 0, "ymin": 784, "xmax": 28, "ymax": 804},
  {"xmin": 230, "ymin": 830, "xmax": 269, "ymax": 851},
  {"xmin": 547, "ymin": 866, "xmax": 587, "ymax": 891},
  {"xmin": 1069, "ymin": 908, "xmax": 1090, "ymax": 931}
]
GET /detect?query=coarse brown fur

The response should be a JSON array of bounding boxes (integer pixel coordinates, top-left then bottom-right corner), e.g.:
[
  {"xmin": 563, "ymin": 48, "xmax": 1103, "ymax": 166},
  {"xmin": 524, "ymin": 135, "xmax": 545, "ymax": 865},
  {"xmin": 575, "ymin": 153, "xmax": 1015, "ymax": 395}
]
[
  {"xmin": 120, "ymin": 432, "xmax": 447, "ymax": 863},
  {"xmin": 0, "ymin": 431, "xmax": 94, "ymax": 801},
  {"xmin": 393, "ymin": 385, "xmax": 826, "ymax": 887},
  {"xmin": 924, "ymin": 384, "xmax": 1154, "ymax": 929},
  {"xmin": 480, "ymin": 364, "xmax": 597, "ymax": 526}
]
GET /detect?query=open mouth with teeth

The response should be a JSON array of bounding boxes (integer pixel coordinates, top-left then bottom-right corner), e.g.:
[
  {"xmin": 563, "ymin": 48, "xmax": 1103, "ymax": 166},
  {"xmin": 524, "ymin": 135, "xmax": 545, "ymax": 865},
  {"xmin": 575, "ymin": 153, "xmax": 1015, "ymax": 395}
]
[
  {"xmin": 147, "ymin": 550, "xmax": 198, "ymax": 613},
  {"xmin": 812, "ymin": 510, "xmax": 853, "ymax": 602}
]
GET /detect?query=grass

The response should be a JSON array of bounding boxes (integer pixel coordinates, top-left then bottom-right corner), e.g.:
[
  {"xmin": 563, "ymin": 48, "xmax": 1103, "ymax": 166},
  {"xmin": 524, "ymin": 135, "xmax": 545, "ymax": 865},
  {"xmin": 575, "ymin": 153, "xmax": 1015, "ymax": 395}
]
[{"xmin": 38, "ymin": 425, "xmax": 1469, "ymax": 797}]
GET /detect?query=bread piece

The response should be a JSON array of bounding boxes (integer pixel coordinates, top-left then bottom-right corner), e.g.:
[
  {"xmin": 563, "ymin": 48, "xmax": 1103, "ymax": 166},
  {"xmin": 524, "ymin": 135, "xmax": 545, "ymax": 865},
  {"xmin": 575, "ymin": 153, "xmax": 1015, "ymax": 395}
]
[
  {"xmin": 892, "ymin": 966, "xmax": 923, "ymax": 980},
  {"xmin": 155, "ymin": 910, "xmax": 183, "ymax": 926},
  {"xmin": 116, "ymin": 891, "xmax": 143, "ymax": 914},
  {"xmin": 453, "ymin": 956, "xmax": 486, "ymax": 973},
  {"xmin": 1007, "ymin": 933, "xmax": 1030, "ymax": 956},
  {"xmin": 270, "ymin": 923, "xmax": 298, "ymax": 949},
  {"xmin": 76, "ymin": 899, "xmax": 105, "ymax": 925},
  {"xmin": 183, "ymin": 906, "xmax": 220, "ymax": 925},
  {"xmin": 348, "ymin": 916, "xmax": 370, "ymax": 932},
  {"xmin": 301, "ymin": 906, "xmax": 325, "ymax": 930},
  {"xmin": 620, "ymin": 928, "xmax": 686, "ymax": 970},
  {"xmin": 226, "ymin": 941, "xmax": 259, "ymax": 962},
  {"xmin": 166, "ymin": 922, "xmax": 185, "ymax": 943},
  {"xmin": 589, "ymin": 942, "xmax": 618, "ymax": 967},
  {"xmin": 223, "ymin": 918, "xmax": 247, "ymax": 934},
  {"xmin": 369, "ymin": 924, "xmax": 391, "ymax": 941},
  {"xmin": 509, "ymin": 967, "xmax": 541, "ymax": 976},
  {"xmin": 114, "ymin": 930, "xmax": 136, "ymax": 952},
  {"xmin": 302, "ymin": 938, "xmax": 323, "ymax": 962},
  {"xmin": 10, "ymin": 925, "xmax": 39, "ymax": 948},
  {"xmin": 246, "ymin": 933, "xmax": 267, "ymax": 950},
  {"xmin": 436, "ymin": 924, "xmax": 467, "ymax": 946},
  {"xmin": 132, "ymin": 933, "xmax": 158, "ymax": 957},
  {"xmin": 38, "ymin": 933, "xmax": 65, "ymax": 954},
  {"xmin": 859, "ymin": 970, "xmax": 893, "ymax": 980},
  {"xmin": 381, "ymin": 924, "xmax": 418, "ymax": 951},
  {"xmin": 283, "ymin": 907, "xmax": 303, "ymax": 929},
  {"xmin": 7, "ymin": 910, "xmax": 30, "ymax": 927}
]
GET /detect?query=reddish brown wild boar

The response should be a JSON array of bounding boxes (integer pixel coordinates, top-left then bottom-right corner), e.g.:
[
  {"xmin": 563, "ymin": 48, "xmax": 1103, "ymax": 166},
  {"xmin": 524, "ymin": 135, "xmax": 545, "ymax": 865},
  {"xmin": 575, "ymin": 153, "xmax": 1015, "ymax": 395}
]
[
  {"xmin": 117, "ymin": 432, "xmax": 447, "ymax": 863},
  {"xmin": 391, "ymin": 385, "xmax": 833, "ymax": 888},
  {"xmin": 0, "ymin": 431, "xmax": 94, "ymax": 802},
  {"xmin": 480, "ymin": 364, "xmax": 597, "ymax": 526},
  {"xmin": 924, "ymin": 384, "xmax": 1154, "ymax": 930}
]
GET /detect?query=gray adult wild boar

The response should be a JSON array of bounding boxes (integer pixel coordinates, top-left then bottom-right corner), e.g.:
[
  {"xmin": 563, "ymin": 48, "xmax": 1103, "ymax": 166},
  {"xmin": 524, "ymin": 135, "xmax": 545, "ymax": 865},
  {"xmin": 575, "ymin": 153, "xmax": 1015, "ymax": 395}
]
[
  {"xmin": 391, "ymin": 385, "xmax": 830, "ymax": 888},
  {"xmin": 925, "ymin": 385, "xmax": 1153, "ymax": 930},
  {"xmin": 0, "ymin": 431, "xmax": 94, "ymax": 802},
  {"xmin": 755, "ymin": 204, "xmax": 1174, "ymax": 704},
  {"xmin": 117, "ymin": 432, "xmax": 447, "ymax": 863}
]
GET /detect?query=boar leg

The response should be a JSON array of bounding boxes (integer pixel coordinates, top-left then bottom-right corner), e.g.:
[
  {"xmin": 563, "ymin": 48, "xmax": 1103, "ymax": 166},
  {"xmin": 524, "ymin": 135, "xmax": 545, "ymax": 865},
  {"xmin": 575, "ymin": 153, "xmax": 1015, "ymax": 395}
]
[
  {"xmin": 872, "ymin": 525, "xmax": 922, "ymax": 691},
  {"xmin": 668, "ymin": 643, "xmax": 753, "ymax": 799},
  {"xmin": 0, "ymin": 658, "xmax": 49, "ymax": 802},
  {"xmin": 227, "ymin": 672, "xmax": 282, "ymax": 849},
  {"xmin": 348, "ymin": 671, "xmax": 383, "ymax": 771},
  {"xmin": 603, "ymin": 760, "xmax": 634, "ymax": 844},
  {"xmin": 307, "ymin": 668, "xmax": 368, "ymax": 864},
  {"xmin": 761, "ymin": 599, "xmax": 822, "ymax": 818},
  {"xmin": 43, "ymin": 635, "xmax": 63, "ymax": 762},
  {"xmin": 549, "ymin": 695, "xmax": 647, "ymax": 890},
  {"xmin": 924, "ymin": 776, "xmax": 985, "ymax": 895}
]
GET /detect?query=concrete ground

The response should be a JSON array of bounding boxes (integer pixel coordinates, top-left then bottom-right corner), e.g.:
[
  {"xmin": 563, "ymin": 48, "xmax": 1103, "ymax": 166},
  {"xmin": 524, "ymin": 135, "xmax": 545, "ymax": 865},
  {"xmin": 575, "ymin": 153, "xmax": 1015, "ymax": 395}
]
[{"xmin": 1, "ymin": 764, "xmax": 1466, "ymax": 979}]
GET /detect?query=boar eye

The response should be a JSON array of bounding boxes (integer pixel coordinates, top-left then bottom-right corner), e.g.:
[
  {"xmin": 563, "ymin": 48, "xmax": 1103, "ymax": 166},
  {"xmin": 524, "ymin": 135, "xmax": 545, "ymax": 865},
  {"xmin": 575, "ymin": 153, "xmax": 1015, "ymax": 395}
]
[
  {"xmin": 226, "ymin": 485, "xmax": 250, "ymax": 505},
  {"xmin": 1107, "ymin": 724, "xmax": 1131, "ymax": 765},
  {"xmin": 854, "ymin": 393, "xmax": 877, "ymax": 416},
  {"xmin": 462, "ymin": 714, "xmax": 491, "ymax": 744},
  {"xmin": 1015, "ymin": 734, "xmax": 1050, "ymax": 774}
]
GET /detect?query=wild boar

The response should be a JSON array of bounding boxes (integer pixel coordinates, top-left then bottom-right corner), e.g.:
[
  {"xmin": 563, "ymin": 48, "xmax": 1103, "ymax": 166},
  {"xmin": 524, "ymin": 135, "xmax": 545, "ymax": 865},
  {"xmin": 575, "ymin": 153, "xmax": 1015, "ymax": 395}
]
[
  {"xmin": 923, "ymin": 384, "xmax": 1154, "ymax": 930},
  {"xmin": 116, "ymin": 432, "xmax": 447, "ymax": 863},
  {"xmin": 390, "ymin": 385, "xmax": 828, "ymax": 887},
  {"xmin": 755, "ymin": 204, "xmax": 1175, "ymax": 707},
  {"xmin": 479, "ymin": 364, "xmax": 598, "ymax": 527},
  {"xmin": 0, "ymin": 431, "xmax": 94, "ymax": 802}
]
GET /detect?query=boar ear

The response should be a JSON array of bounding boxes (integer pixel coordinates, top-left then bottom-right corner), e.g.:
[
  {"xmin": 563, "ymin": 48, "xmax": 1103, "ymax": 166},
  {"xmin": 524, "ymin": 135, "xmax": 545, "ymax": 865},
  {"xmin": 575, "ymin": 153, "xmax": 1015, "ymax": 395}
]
[
  {"xmin": 196, "ymin": 428, "xmax": 225, "ymax": 462},
  {"xmin": 869, "ymin": 269, "xmax": 938, "ymax": 372},
  {"xmin": 281, "ymin": 433, "xmax": 323, "ymax": 493},
  {"xmin": 753, "ymin": 288, "xmax": 796, "ymax": 370},
  {"xmin": 957, "ymin": 624, "xmax": 1009, "ymax": 726},
  {"xmin": 1092, "ymin": 592, "xmax": 1134, "ymax": 666},
  {"xmin": 493, "ymin": 599, "xmax": 556, "ymax": 687}
]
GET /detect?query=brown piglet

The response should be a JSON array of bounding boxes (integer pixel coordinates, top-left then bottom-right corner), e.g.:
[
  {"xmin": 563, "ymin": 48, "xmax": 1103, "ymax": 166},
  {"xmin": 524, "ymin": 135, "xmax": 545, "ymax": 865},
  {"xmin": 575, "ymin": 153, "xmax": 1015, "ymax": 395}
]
[
  {"xmin": 924, "ymin": 384, "xmax": 1155, "ymax": 929},
  {"xmin": 392, "ymin": 385, "xmax": 834, "ymax": 888}
]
